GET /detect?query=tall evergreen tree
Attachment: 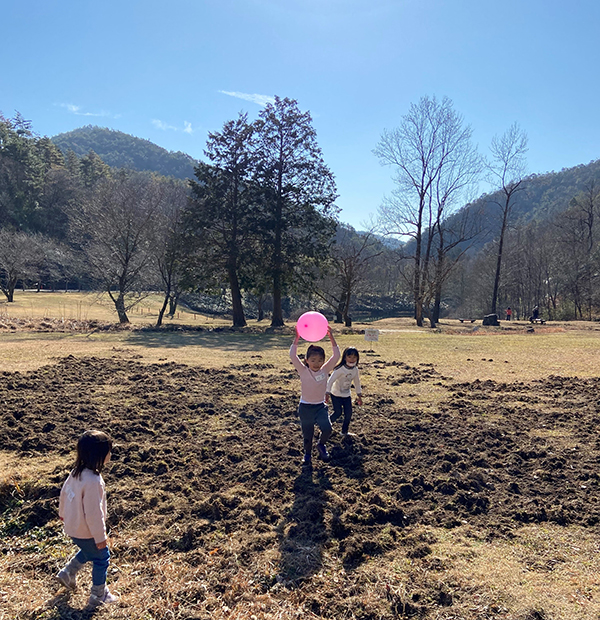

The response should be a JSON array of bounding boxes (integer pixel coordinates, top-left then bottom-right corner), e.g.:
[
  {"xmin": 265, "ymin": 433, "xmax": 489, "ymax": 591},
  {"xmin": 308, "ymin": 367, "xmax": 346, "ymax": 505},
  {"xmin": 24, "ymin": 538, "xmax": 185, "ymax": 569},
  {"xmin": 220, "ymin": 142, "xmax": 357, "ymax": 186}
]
[
  {"xmin": 0, "ymin": 113, "xmax": 44, "ymax": 230},
  {"xmin": 255, "ymin": 97, "xmax": 338, "ymax": 327},
  {"xmin": 187, "ymin": 113, "xmax": 258, "ymax": 327}
]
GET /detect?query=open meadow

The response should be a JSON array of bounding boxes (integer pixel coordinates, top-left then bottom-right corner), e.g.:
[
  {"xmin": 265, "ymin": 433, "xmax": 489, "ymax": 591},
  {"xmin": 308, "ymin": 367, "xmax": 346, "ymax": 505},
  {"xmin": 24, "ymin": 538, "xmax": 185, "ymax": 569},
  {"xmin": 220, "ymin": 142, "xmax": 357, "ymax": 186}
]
[{"xmin": 2, "ymin": 292, "xmax": 600, "ymax": 619}]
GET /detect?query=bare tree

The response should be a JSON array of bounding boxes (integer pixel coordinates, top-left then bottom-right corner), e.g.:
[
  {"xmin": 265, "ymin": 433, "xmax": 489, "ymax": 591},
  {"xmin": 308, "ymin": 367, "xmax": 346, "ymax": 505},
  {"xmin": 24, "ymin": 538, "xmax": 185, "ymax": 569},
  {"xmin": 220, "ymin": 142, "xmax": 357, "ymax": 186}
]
[
  {"xmin": 153, "ymin": 180, "xmax": 190, "ymax": 327},
  {"xmin": 0, "ymin": 229, "xmax": 38, "ymax": 301},
  {"xmin": 71, "ymin": 173, "xmax": 161, "ymax": 323},
  {"xmin": 486, "ymin": 123, "xmax": 528, "ymax": 315},
  {"xmin": 314, "ymin": 225, "xmax": 382, "ymax": 327},
  {"xmin": 374, "ymin": 95, "xmax": 481, "ymax": 326}
]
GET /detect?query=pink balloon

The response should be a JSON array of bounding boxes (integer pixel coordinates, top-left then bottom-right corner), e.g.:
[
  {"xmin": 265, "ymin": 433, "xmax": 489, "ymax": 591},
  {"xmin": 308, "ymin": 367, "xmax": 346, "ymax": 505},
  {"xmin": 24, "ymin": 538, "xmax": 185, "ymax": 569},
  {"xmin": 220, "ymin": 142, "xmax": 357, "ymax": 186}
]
[{"xmin": 297, "ymin": 311, "xmax": 329, "ymax": 342}]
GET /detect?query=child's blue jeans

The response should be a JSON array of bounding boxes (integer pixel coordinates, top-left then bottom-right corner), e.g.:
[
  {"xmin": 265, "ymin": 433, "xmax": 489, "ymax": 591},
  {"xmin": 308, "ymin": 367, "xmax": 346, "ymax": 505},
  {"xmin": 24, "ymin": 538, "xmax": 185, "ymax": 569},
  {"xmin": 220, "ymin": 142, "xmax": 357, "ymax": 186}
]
[{"xmin": 72, "ymin": 537, "xmax": 110, "ymax": 586}]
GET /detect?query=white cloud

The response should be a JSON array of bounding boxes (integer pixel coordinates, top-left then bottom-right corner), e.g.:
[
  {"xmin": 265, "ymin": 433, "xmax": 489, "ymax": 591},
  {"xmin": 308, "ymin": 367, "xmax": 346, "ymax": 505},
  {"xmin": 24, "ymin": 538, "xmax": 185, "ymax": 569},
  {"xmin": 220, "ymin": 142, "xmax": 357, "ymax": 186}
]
[
  {"xmin": 152, "ymin": 119, "xmax": 178, "ymax": 131},
  {"xmin": 183, "ymin": 121, "xmax": 194, "ymax": 134},
  {"xmin": 58, "ymin": 103, "xmax": 109, "ymax": 117},
  {"xmin": 219, "ymin": 91, "xmax": 275, "ymax": 106}
]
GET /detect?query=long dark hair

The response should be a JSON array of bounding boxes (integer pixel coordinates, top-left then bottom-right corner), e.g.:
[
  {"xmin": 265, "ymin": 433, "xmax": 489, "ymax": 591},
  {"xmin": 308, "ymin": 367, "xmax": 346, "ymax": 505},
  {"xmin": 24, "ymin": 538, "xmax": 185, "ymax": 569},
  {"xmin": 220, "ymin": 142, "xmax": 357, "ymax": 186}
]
[
  {"xmin": 73, "ymin": 430, "xmax": 113, "ymax": 478},
  {"xmin": 303, "ymin": 344, "xmax": 325, "ymax": 366},
  {"xmin": 334, "ymin": 346, "xmax": 360, "ymax": 370}
]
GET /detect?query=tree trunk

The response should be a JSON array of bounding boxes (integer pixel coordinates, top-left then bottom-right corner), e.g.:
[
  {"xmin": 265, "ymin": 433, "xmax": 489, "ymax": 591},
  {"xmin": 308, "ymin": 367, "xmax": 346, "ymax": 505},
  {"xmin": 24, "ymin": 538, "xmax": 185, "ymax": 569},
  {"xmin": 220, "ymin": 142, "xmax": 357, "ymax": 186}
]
[
  {"xmin": 257, "ymin": 296, "xmax": 264, "ymax": 322},
  {"xmin": 271, "ymin": 160, "xmax": 285, "ymax": 327},
  {"xmin": 432, "ymin": 287, "xmax": 442, "ymax": 326},
  {"xmin": 342, "ymin": 289, "xmax": 352, "ymax": 327},
  {"xmin": 271, "ymin": 276, "xmax": 284, "ymax": 326},
  {"xmin": 228, "ymin": 263, "xmax": 247, "ymax": 327},
  {"xmin": 116, "ymin": 296, "xmax": 129, "ymax": 323},
  {"xmin": 109, "ymin": 290, "xmax": 129, "ymax": 324},
  {"xmin": 431, "ymin": 246, "xmax": 444, "ymax": 327},
  {"xmin": 168, "ymin": 292, "xmax": 180, "ymax": 317},
  {"xmin": 3, "ymin": 277, "xmax": 17, "ymax": 302},
  {"xmin": 156, "ymin": 291, "xmax": 169, "ymax": 327},
  {"xmin": 491, "ymin": 236, "xmax": 504, "ymax": 315}
]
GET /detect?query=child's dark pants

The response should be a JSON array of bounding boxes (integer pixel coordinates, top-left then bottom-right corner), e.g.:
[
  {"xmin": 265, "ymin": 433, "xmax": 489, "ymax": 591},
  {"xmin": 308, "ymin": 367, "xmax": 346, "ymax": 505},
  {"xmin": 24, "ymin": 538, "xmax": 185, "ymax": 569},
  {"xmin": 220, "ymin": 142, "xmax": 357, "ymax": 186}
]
[
  {"xmin": 298, "ymin": 402, "xmax": 332, "ymax": 454},
  {"xmin": 330, "ymin": 395, "xmax": 353, "ymax": 434}
]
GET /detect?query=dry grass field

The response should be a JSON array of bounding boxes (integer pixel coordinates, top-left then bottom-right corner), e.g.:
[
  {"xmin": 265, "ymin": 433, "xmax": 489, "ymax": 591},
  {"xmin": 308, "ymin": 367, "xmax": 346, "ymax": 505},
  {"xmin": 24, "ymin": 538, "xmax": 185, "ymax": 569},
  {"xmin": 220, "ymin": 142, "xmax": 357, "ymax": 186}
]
[{"xmin": 2, "ymin": 292, "xmax": 600, "ymax": 619}]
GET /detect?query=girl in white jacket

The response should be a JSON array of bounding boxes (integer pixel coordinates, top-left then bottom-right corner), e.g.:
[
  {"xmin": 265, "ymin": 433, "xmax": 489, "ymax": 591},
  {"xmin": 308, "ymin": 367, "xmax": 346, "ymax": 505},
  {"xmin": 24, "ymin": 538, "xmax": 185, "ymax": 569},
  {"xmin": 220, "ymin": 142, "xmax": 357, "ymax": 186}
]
[
  {"xmin": 57, "ymin": 430, "xmax": 118, "ymax": 609},
  {"xmin": 326, "ymin": 347, "xmax": 363, "ymax": 437}
]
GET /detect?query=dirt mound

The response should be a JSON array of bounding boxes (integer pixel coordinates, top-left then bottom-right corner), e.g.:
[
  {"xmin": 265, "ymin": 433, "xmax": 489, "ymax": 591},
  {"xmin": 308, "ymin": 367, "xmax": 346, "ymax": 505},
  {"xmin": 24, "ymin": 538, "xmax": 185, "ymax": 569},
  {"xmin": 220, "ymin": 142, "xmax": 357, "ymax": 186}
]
[
  {"xmin": 2, "ymin": 356, "xmax": 600, "ymax": 618},
  {"xmin": 0, "ymin": 317, "xmax": 123, "ymax": 332}
]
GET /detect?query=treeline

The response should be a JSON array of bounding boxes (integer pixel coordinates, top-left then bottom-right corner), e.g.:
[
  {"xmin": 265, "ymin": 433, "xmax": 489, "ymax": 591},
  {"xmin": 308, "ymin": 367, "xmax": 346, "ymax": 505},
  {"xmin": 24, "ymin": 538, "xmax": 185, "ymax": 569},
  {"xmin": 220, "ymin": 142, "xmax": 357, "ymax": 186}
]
[
  {"xmin": 0, "ymin": 103, "xmax": 406, "ymax": 327},
  {"xmin": 374, "ymin": 96, "xmax": 600, "ymax": 325},
  {"xmin": 3, "ymin": 96, "xmax": 600, "ymax": 327},
  {"xmin": 452, "ymin": 180, "xmax": 600, "ymax": 321}
]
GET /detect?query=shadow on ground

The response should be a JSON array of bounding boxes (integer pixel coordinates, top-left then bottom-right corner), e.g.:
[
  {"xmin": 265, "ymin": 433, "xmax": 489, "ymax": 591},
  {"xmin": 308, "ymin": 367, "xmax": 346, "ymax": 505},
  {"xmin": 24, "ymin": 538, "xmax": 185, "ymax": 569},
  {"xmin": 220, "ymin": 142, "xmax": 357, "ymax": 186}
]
[{"xmin": 125, "ymin": 329, "xmax": 292, "ymax": 352}]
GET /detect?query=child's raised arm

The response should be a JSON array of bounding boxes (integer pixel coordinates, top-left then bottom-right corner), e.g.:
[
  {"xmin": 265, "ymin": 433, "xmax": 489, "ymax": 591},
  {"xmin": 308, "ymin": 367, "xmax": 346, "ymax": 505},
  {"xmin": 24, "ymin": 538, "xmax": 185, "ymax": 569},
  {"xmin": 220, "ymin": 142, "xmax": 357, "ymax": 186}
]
[
  {"xmin": 327, "ymin": 325, "xmax": 337, "ymax": 348},
  {"xmin": 289, "ymin": 326, "xmax": 304, "ymax": 373},
  {"xmin": 323, "ymin": 326, "xmax": 340, "ymax": 371}
]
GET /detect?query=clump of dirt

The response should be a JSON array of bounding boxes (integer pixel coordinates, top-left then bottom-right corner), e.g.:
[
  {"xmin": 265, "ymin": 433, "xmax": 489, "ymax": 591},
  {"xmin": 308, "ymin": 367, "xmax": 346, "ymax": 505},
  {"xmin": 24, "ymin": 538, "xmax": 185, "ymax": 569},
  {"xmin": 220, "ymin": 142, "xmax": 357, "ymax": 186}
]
[
  {"xmin": 2, "ymin": 356, "xmax": 600, "ymax": 618},
  {"xmin": 0, "ymin": 317, "xmax": 124, "ymax": 332}
]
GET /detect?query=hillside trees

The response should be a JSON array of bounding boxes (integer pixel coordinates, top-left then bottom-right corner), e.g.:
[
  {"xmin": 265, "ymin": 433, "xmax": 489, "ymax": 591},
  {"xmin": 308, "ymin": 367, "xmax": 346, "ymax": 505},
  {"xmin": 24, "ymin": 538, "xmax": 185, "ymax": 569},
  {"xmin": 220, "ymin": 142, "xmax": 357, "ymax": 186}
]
[
  {"xmin": 0, "ymin": 113, "xmax": 44, "ymax": 230},
  {"xmin": 255, "ymin": 97, "xmax": 338, "ymax": 327},
  {"xmin": 454, "ymin": 178, "xmax": 600, "ymax": 321},
  {"xmin": 374, "ymin": 95, "xmax": 481, "ymax": 327},
  {"xmin": 52, "ymin": 126, "xmax": 197, "ymax": 180}
]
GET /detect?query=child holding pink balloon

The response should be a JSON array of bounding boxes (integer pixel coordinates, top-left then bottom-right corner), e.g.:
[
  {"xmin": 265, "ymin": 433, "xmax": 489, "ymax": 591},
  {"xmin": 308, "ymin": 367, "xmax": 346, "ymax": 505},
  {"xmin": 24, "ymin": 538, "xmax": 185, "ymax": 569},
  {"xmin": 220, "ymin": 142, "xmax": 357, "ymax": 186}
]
[{"xmin": 290, "ymin": 317, "xmax": 340, "ymax": 465}]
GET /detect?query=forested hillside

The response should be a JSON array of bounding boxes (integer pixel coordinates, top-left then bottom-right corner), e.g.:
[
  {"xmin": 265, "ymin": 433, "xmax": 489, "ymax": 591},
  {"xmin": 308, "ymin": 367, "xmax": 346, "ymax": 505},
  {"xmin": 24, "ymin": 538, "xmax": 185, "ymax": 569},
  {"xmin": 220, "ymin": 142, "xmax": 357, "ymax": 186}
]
[
  {"xmin": 52, "ymin": 126, "xmax": 198, "ymax": 180},
  {"xmin": 447, "ymin": 159, "xmax": 600, "ymax": 255}
]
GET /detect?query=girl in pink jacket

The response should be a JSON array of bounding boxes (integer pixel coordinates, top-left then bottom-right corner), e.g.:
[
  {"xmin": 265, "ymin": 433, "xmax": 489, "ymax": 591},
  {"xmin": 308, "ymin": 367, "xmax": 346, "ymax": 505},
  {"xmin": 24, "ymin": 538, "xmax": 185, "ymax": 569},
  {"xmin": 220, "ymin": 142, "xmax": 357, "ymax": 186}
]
[
  {"xmin": 290, "ymin": 325, "xmax": 340, "ymax": 464},
  {"xmin": 57, "ymin": 430, "xmax": 118, "ymax": 609}
]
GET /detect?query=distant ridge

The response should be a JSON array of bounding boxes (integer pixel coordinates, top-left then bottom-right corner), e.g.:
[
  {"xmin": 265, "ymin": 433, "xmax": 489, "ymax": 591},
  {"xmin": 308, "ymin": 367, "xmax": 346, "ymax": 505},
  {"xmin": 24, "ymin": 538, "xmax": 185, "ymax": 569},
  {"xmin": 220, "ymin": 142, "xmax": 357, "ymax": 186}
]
[
  {"xmin": 447, "ymin": 157, "xmax": 600, "ymax": 253},
  {"xmin": 51, "ymin": 125, "xmax": 198, "ymax": 180}
]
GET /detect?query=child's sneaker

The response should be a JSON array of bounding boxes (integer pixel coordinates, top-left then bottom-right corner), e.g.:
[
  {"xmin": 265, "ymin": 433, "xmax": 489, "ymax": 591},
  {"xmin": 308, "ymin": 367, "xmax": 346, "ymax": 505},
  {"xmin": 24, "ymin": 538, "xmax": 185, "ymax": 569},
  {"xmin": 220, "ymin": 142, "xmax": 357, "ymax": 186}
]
[
  {"xmin": 302, "ymin": 452, "xmax": 312, "ymax": 466},
  {"xmin": 56, "ymin": 568, "xmax": 77, "ymax": 591},
  {"xmin": 87, "ymin": 588, "xmax": 118, "ymax": 609},
  {"xmin": 316, "ymin": 443, "xmax": 330, "ymax": 462}
]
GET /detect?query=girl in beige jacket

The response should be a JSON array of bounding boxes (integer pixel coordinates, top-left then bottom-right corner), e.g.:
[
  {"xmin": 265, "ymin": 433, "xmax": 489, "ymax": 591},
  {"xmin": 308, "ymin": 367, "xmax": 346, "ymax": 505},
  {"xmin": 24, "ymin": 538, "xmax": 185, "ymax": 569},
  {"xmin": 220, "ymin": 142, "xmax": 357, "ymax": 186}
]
[{"xmin": 57, "ymin": 430, "xmax": 118, "ymax": 609}]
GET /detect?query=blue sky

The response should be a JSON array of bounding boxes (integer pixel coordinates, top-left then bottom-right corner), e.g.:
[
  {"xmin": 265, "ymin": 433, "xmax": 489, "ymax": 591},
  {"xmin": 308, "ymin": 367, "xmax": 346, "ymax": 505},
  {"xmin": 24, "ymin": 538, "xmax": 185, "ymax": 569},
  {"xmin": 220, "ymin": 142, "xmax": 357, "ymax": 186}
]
[{"xmin": 2, "ymin": 0, "xmax": 599, "ymax": 229}]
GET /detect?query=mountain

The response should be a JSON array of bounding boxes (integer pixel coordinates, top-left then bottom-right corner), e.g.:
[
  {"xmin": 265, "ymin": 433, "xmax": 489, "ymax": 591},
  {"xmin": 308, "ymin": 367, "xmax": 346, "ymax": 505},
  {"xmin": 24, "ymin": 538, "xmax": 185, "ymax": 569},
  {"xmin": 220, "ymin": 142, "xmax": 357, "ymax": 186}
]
[{"xmin": 51, "ymin": 126, "xmax": 198, "ymax": 180}]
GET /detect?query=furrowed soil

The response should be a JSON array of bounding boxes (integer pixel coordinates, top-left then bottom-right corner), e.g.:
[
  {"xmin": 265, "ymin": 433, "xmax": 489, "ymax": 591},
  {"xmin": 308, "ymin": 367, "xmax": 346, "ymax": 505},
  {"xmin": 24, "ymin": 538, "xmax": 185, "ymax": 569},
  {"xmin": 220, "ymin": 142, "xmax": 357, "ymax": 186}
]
[{"xmin": 2, "ymin": 348, "xmax": 600, "ymax": 619}]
